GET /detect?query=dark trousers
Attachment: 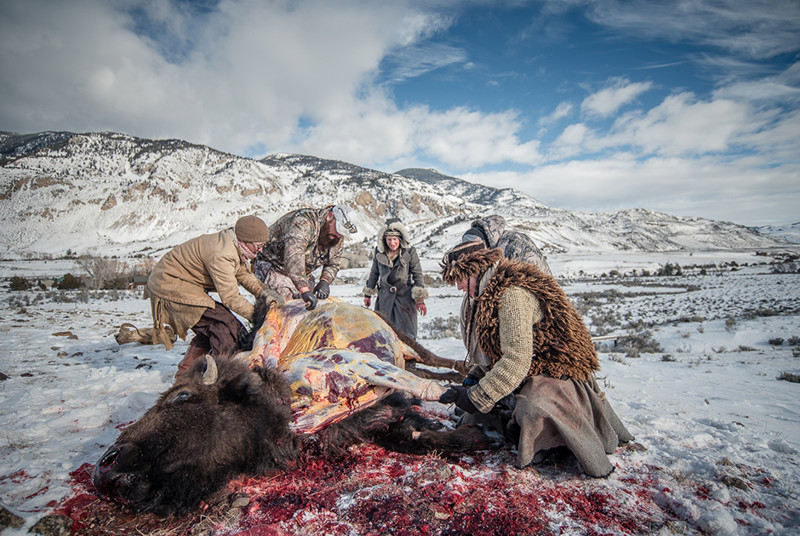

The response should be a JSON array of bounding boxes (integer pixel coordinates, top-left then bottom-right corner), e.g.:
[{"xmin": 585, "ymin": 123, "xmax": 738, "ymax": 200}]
[
  {"xmin": 177, "ymin": 302, "xmax": 245, "ymax": 379},
  {"xmin": 188, "ymin": 301, "xmax": 246, "ymax": 356}
]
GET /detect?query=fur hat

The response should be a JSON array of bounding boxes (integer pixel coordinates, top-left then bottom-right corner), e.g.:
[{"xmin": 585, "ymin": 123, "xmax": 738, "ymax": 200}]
[
  {"xmin": 461, "ymin": 226, "xmax": 489, "ymax": 246},
  {"xmin": 234, "ymin": 215, "xmax": 269, "ymax": 243},
  {"xmin": 440, "ymin": 241, "xmax": 503, "ymax": 283},
  {"xmin": 377, "ymin": 217, "xmax": 410, "ymax": 251}
]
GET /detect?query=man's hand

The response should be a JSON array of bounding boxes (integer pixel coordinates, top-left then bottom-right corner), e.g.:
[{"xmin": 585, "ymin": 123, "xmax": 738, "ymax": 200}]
[
  {"xmin": 490, "ymin": 393, "xmax": 516, "ymax": 419},
  {"xmin": 462, "ymin": 375, "xmax": 479, "ymax": 386},
  {"xmin": 364, "ymin": 296, "xmax": 372, "ymax": 308},
  {"xmin": 301, "ymin": 290, "xmax": 318, "ymax": 310},
  {"xmin": 313, "ymin": 279, "xmax": 330, "ymax": 299},
  {"xmin": 259, "ymin": 288, "xmax": 285, "ymax": 307},
  {"xmin": 416, "ymin": 302, "xmax": 427, "ymax": 316},
  {"xmin": 438, "ymin": 385, "xmax": 478, "ymax": 414}
]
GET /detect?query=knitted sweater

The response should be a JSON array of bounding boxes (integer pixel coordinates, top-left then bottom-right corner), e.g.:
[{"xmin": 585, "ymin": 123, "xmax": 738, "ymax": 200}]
[
  {"xmin": 466, "ymin": 258, "xmax": 600, "ymax": 412},
  {"xmin": 469, "ymin": 287, "xmax": 541, "ymax": 412}
]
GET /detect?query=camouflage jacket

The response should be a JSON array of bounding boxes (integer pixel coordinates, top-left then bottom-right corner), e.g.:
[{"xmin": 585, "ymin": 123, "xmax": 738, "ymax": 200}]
[
  {"xmin": 464, "ymin": 215, "xmax": 552, "ymax": 275},
  {"xmin": 257, "ymin": 206, "xmax": 342, "ymax": 290}
]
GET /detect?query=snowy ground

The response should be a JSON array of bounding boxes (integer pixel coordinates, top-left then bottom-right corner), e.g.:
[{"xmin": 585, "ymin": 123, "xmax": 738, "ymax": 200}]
[{"xmin": 1, "ymin": 250, "xmax": 799, "ymax": 535}]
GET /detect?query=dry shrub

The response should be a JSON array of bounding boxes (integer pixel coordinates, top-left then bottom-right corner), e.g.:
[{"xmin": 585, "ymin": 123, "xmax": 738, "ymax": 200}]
[
  {"xmin": 8, "ymin": 276, "xmax": 31, "ymax": 291},
  {"xmin": 615, "ymin": 330, "xmax": 664, "ymax": 358},
  {"xmin": 777, "ymin": 371, "xmax": 800, "ymax": 383},
  {"xmin": 74, "ymin": 256, "xmax": 156, "ymax": 290},
  {"xmin": 75, "ymin": 256, "xmax": 129, "ymax": 289},
  {"xmin": 423, "ymin": 316, "xmax": 460, "ymax": 339}
]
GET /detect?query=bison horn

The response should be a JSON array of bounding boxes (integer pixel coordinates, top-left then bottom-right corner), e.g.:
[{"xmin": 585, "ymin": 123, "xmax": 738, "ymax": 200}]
[{"xmin": 202, "ymin": 355, "xmax": 218, "ymax": 385}]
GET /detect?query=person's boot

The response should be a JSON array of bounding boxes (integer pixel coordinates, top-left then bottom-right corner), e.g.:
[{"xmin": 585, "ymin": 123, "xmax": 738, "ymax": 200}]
[{"xmin": 175, "ymin": 345, "xmax": 209, "ymax": 381}]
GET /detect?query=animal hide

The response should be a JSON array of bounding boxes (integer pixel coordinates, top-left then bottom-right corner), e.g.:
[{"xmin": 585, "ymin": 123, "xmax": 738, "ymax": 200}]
[
  {"xmin": 114, "ymin": 323, "xmax": 176, "ymax": 345},
  {"xmin": 241, "ymin": 298, "xmax": 446, "ymax": 433}
]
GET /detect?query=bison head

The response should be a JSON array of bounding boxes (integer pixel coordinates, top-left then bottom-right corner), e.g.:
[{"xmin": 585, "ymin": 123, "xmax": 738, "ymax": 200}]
[{"xmin": 92, "ymin": 356, "xmax": 298, "ymax": 514}]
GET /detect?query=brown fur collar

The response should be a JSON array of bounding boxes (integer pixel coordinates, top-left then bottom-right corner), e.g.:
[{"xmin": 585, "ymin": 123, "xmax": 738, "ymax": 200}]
[
  {"xmin": 475, "ymin": 258, "xmax": 599, "ymax": 382},
  {"xmin": 440, "ymin": 247, "xmax": 503, "ymax": 284}
]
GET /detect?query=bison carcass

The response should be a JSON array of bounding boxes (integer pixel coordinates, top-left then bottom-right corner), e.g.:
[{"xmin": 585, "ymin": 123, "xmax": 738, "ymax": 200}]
[{"xmin": 92, "ymin": 298, "xmax": 492, "ymax": 514}]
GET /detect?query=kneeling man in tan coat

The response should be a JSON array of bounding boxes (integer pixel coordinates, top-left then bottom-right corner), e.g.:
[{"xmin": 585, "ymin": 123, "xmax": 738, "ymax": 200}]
[{"xmin": 145, "ymin": 215, "xmax": 282, "ymax": 378}]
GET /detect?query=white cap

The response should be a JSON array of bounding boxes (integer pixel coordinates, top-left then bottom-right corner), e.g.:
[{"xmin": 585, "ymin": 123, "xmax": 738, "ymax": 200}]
[{"xmin": 332, "ymin": 204, "xmax": 357, "ymax": 234}]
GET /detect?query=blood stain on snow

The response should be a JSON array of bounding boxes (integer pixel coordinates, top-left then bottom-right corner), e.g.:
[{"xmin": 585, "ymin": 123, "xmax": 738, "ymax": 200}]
[
  {"xmin": 1, "ymin": 469, "xmax": 33, "ymax": 484},
  {"xmin": 51, "ymin": 447, "xmax": 683, "ymax": 535}
]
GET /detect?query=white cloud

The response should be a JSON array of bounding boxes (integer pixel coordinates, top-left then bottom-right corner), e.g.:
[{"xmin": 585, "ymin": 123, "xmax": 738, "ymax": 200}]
[
  {"xmin": 549, "ymin": 123, "xmax": 591, "ymax": 159},
  {"xmin": 553, "ymin": 91, "xmax": 774, "ymax": 160},
  {"xmin": 292, "ymin": 95, "xmax": 545, "ymax": 169},
  {"xmin": 0, "ymin": 0, "xmax": 449, "ymax": 156},
  {"xmin": 539, "ymin": 101, "xmax": 573, "ymax": 126},
  {"xmin": 0, "ymin": 0, "xmax": 178, "ymax": 128},
  {"xmin": 581, "ymin": 78, "xmax": 653, "ymax": 118},
  {"xmin": 606, "ymin": 92, "xmax": 756, "ymax": 156},
  {"xmin": 294, "ymin": 89, "xmax": 415, "ymax": 163},
  {"xmin": 734, "ymin": 107, "xmax": 800, "ymax": 163},
  {"xmin": 585, "ymin": 0, "xmax": 800, "ymax": 60},
  {"xmin": 465, "ymin": 154, "xmax": 800, "ymax": 226},
  {"xmin": 413, "ymin": 107, "xmax": 543, "ymax": 168},
  {"xmin": 382, "ymin": 42, "xmax": 468, "ymax": 82},
  {"xmin": 712, "ymin": 61, "xmax": 800, "ymax": 102}
]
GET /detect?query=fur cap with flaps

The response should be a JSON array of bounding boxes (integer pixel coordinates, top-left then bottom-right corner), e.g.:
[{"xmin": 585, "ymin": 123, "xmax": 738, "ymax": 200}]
[
  {"xmin": 376, "ymin": 218, "xmax": 411, "ymax": 253},
  {"xmin": 440, "ymin": 241, "xmax": 503, "ymax": 284}
]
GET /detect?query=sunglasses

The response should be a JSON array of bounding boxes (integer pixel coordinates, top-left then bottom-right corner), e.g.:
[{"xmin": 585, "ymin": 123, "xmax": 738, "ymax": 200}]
[{"xmin": 339, "ymin": 218, "xmax": 357, "ymax": 233}]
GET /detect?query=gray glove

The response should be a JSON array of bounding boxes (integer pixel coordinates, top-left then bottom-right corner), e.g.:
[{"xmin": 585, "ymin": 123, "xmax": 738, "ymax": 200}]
[
  {"xmin": 301, "ymin": 290, "xmax": 318, "ymax": 310},
  {"xmin": 439, "ymin": 385, "xmax": 478, "ymax": 414},
  {"xmin": 313, "ymin": 279, "xmax": 330, "ymax": 299},
  {"xmin": 259, "ymin": 288, "xmax": 285, "ymax": 307}
]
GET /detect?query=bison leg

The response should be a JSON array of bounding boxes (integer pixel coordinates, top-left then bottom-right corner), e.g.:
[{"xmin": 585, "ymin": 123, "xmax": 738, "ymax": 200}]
[
  {"xmin": 313, "ymin": 392, "xmax": 500, "ymax": 457},
  {"xmin": 377, "ymin": 310, "xmax": 468, "ymax": 378},
  {"xmin": 376, "ymin": 420, "xmax": 499, "ymax": 456},
  {"xmin": 403, "ymin": 360, "xmax": 465, "ymax": 383}
]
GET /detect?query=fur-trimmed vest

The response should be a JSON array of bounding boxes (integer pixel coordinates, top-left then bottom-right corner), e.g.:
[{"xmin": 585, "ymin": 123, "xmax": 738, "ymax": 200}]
[{"xmin": 474, "ymin": 258, "xmax": 599, "ymax": 382}]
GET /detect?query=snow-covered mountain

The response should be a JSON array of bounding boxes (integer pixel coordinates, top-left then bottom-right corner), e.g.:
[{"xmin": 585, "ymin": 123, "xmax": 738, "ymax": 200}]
[
  {"xmin": 755, "ymin": 222, "xmax": 800, "ymax": 244},
  {"xmin": 0, "ymin": 130, "xmax": 790, "ymax": 259}
]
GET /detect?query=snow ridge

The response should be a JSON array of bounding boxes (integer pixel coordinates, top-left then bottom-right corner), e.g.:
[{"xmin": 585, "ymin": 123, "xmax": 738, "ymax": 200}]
[{"xmin": 0, "ymin": 130, "xmax": 789, "ymax": 258}]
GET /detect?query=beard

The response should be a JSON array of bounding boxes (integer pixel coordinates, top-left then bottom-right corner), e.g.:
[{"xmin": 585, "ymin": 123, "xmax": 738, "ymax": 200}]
[{"xmin": 318, "ymin": 223, "xmax": 342, "ymax": 249}]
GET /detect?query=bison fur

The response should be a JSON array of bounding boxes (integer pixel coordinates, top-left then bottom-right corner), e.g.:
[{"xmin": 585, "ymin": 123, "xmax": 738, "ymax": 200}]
[{"xmin": 93, "ymin": 354, "xmax": 494, "ymax": 515}]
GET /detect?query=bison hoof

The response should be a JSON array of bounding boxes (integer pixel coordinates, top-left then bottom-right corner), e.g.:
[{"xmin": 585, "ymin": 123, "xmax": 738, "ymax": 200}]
[
  {"xmin": 462, "ymin": 423, "xmax": 505, "ymax": 450},
  {"xmin": 229, "ymin": 493, "xmax": 251, "ymax": 508}
]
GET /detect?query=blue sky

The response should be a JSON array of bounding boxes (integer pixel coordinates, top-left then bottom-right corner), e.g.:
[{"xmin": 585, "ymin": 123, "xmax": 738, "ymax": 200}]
[{"xmin": 1, "ymin": 0, "xmax": 798, "ymax": 226}]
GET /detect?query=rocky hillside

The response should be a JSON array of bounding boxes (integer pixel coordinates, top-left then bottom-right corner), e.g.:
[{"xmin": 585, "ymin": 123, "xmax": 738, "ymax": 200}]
[{"xmin": 0, "ymin": 130, "xmax": 789, "ymax": 259}]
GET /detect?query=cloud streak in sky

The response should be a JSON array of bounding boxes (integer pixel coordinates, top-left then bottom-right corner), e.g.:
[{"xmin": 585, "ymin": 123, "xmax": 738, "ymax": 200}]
[
  {"xmin": 585, "ymin": 0, "xmax": 800, "ymax": 59},
  {"xmin": 581, "ymin": 78, "xmax": 653, "ymax": 118},
  {"xmin": 0, "ymin": 0, "xmax": 798, "ymax": 226}
]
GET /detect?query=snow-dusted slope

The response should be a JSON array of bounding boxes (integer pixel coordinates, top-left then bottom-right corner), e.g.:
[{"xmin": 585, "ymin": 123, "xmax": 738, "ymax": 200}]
[
  {"xmin": 1, "ymin": 132, "xmax": 288, "ymax": 256},
  {"xmin": 756, "ymin": 222, "xmax": 800, "ymax": 244},
  {"xmin": 0, "ymin": 131, "xmax": 789, "ymax": 258},
  {"xmin": 1, "ymin": 264, "xmax": 799, "ymax": 535},
  {"xmin": 395, "ymin": 168, "xmax": 790, "ymax": 254}
]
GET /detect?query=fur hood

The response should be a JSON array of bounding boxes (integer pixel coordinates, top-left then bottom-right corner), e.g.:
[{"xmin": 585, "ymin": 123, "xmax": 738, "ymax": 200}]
[
  {"xmin": 440, "ymin": 246, "xmax": 503, "ymax": 284},
  {"xmin": 465, "ymin": 215, "xmax": 506, "ymax": 248},
  {"xmin": 376, "ymin": 218, "xmax": 411, "ymax": 253}
]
